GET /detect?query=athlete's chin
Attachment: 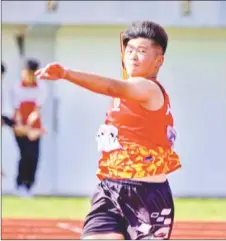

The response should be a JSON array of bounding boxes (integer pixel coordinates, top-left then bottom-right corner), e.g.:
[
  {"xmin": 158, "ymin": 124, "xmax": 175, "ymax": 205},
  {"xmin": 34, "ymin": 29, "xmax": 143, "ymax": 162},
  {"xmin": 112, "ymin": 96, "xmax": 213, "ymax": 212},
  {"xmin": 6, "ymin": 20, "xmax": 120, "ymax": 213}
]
[
  {"xmin": 127, "ymin": 71, "xmax": 145, "ymax": 78},
  {"xmin": 126, "ymin": 65, "xmax": 149, "ymax": 78},
  {"xmin": 126, "ymin": 68, "xmax": 140, "ymax": 77}
]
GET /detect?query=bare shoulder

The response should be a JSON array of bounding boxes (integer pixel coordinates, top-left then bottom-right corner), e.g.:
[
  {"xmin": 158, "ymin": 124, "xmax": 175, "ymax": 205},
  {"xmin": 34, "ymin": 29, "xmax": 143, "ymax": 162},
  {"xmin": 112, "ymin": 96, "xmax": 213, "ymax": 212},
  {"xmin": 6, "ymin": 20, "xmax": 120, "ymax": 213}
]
[
  {"xmin": 128, "ymin": 77, "xmax": 162, "ymax": 94},
  {"xmin": 128, "ymin": 77, "xmax": 164, "ymax": 110},
  {"xmin": 117, "ymin": 77, "xmax": 163, "ymax": 103}
]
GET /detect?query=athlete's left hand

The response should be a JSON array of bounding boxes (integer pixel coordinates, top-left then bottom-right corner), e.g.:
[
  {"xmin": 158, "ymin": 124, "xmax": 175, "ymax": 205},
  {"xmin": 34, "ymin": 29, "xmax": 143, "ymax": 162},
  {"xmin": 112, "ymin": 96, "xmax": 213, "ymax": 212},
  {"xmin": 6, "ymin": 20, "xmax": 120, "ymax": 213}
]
[{"xmin": 35, "ymin": 63, "xmax": 67, "ymax": 80}]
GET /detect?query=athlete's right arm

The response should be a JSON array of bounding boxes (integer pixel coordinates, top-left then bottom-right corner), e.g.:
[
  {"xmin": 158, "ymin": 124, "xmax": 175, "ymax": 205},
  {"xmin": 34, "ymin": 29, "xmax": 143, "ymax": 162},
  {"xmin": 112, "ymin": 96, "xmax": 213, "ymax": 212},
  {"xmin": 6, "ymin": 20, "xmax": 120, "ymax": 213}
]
[
  {"xmin": 65, "ymin": 70, "xmax": 159, "ymax": 103},
  {"xmin": 36, "ymin": 64, "xmax": 159, "ymax": 103}
]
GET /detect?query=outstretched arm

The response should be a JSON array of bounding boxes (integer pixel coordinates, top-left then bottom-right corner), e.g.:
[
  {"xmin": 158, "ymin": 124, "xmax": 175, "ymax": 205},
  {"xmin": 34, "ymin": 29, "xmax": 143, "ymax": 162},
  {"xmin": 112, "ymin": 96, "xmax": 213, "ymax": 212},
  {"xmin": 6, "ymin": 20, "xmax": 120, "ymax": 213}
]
[
  {"xmin": 36, "ymin": 63, "xmax": 160, "ymax": 103},
  {"xmin": 64, "ymin": 69, "xmax": 157, "ymax": 103}
]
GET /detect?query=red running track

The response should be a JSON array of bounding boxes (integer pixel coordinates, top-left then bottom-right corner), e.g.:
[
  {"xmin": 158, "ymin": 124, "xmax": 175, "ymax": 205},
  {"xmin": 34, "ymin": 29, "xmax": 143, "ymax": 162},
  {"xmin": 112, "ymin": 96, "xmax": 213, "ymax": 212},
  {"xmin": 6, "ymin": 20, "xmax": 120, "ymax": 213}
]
[{"xmin": 2, "ymin": 218, "xmax": 226, "ymax": 240}]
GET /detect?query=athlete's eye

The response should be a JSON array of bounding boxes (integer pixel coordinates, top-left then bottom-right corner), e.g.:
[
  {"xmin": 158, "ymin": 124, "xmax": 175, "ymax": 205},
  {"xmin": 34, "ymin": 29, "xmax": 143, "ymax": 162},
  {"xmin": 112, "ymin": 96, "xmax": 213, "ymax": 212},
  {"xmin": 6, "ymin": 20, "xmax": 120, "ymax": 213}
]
[
  {"xmin": 139, "ymin": 49, "xmax": 147, "ymax": 54},
  {"xmin": 125, "ymin": 48, "xmax": 133, "ymax": 54}
]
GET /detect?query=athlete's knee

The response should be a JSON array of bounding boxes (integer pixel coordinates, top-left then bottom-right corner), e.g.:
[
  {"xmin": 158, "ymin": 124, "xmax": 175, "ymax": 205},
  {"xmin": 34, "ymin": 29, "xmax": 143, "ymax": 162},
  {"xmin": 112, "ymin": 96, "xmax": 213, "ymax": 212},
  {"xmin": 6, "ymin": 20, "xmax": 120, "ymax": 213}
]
[{"xmin": 81, "ymin": 233, "xmax": 125, "ymax": 240}]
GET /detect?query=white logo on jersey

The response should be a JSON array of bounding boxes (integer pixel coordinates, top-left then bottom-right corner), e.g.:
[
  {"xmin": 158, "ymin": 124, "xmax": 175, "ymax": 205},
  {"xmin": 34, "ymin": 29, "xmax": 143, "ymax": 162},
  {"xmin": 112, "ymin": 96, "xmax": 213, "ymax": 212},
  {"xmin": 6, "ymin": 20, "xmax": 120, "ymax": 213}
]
[
  {"xmin": 96, "ymin": 124, "xmax": 122, "ymax": 152},
  {"xmin": 112, "ymin": 98, "xmax": 120, "ymax": 111},
  {"xmin": 167, "ymin": 126, "xmax": 176, "ymax": 147}
]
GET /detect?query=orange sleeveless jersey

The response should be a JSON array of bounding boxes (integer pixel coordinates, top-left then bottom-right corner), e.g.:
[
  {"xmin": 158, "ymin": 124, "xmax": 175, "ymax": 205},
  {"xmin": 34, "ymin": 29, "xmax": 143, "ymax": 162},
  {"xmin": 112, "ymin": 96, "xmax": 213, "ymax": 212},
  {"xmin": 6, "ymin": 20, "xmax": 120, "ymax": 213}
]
[{"xmin": 96, "ymin": 79, "xmax": 181, "ymax": 180}]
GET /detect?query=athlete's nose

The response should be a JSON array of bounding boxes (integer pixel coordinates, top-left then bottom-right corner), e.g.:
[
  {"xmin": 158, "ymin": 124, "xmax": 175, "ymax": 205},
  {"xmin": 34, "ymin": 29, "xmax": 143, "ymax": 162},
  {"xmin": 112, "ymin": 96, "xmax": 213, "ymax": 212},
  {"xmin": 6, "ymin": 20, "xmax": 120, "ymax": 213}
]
[{"xmin": 130, "ymin": 51, "xmax": 138, "ymax": 61}]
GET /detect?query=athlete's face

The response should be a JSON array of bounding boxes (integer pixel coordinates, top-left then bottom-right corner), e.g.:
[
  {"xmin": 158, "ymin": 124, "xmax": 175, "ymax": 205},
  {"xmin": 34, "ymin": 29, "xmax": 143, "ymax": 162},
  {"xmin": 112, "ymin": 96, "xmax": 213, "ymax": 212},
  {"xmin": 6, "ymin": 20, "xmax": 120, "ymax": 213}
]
[{"xmin": 124, "ymin": 37, "xmax": 164, "ymax": 78}]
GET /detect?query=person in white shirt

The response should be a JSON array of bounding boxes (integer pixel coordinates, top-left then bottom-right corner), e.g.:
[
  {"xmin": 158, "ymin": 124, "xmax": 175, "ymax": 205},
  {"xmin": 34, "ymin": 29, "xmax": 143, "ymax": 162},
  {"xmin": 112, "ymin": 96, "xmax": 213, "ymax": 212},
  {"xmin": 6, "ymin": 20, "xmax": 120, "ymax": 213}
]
[{"xmin": 11, "ymin": 59, "xmax": 47, "ymax": 197}]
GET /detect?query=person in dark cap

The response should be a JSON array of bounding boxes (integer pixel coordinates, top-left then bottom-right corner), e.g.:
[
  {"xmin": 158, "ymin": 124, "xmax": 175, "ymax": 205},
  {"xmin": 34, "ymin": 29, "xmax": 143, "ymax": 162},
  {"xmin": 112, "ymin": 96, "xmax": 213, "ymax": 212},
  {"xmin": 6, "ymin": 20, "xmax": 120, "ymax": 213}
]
[{"xmin": 11, "ymin": 58, "xmax": 47, "ymax": 197}]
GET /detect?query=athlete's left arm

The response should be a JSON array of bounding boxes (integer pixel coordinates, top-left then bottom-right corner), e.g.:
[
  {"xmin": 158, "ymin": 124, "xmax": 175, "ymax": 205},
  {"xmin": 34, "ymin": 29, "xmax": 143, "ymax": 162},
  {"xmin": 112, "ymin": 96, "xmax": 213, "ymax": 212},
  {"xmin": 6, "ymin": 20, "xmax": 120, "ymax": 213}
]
[{"xmin": 64, "ymin": 69, "xmax": 157, "ymax": 102}]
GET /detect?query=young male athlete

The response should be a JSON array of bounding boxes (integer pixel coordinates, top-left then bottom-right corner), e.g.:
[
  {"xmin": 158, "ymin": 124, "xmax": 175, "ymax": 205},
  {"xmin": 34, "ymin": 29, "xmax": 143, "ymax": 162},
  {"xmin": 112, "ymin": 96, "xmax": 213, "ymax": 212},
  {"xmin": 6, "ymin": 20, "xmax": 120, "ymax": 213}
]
[{"xmin": 36, "ymin": 21, "xmax": 181, "ymax": 240}]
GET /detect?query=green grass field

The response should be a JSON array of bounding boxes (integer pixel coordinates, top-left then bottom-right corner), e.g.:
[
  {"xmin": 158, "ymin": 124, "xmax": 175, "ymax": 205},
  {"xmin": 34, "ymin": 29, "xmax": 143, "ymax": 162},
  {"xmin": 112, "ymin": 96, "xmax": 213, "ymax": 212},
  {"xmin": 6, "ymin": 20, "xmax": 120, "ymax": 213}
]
[{"xmin": 2, "ymin": 196, "xmax": 226, "ymax": 221}]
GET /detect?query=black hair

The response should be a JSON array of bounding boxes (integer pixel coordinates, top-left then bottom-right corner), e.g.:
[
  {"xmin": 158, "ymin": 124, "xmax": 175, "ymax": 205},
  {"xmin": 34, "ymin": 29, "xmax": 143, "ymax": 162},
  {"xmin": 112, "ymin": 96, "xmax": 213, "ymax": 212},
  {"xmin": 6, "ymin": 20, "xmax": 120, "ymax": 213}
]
[
  {"xmin": 122, "ymin": 21, "xmax": 168, "ymax": 54},
  {"xmin": 25, "ymin": 59, "xmax": 40, "ymax": 72},
  {"xmin": 1, "ymin": 62, "xmax": 6, "ymax": 74}
]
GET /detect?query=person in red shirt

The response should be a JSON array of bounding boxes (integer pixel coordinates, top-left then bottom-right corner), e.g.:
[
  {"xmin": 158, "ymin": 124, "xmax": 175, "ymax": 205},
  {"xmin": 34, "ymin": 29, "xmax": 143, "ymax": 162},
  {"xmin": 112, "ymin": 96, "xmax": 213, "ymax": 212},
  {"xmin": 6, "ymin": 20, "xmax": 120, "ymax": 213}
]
[
  {"xmin": 12, "ymin": 59, "xmax": 47, "ymax": 197},
  {"xmin": 36, "ymin": 21, "xmax": 181, "ymax": 239},
  {"xmin": 1, "ymin": 62, "xmax": 35, "ymax": 177}
]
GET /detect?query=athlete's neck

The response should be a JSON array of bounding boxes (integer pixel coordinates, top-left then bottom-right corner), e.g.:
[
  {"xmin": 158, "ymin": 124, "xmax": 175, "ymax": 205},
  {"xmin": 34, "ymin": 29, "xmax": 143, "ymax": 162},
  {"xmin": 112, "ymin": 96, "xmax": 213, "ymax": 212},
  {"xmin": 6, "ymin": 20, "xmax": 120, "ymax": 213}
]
[
  {"xmin": 146, "ymin": 76, "xmax": 157, "ymax": 83},
  {"xmin": 147, "ymin": 74, "xmax": 157, "ymax": 79},
  {"xmin": 128, "ymin": 74, "xmax": 157, "ymax": 79}
]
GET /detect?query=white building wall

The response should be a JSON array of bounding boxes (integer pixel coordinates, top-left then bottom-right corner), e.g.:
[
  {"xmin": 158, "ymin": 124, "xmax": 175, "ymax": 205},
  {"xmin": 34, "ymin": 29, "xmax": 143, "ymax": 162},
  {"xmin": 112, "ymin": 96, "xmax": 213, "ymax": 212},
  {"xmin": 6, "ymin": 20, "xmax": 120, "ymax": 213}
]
[{"xmin": 2, "ymin": 1, "xmax": 226, "ymax": 27}]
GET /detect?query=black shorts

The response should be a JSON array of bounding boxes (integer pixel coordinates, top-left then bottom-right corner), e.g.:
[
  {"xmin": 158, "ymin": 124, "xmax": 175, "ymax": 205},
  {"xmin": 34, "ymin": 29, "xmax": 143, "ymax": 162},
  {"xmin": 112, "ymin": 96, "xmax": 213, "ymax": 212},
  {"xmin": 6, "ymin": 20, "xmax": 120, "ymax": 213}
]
[{"xmin": 82, "ymin": 179, "xmax": 174, "ymax": 239}]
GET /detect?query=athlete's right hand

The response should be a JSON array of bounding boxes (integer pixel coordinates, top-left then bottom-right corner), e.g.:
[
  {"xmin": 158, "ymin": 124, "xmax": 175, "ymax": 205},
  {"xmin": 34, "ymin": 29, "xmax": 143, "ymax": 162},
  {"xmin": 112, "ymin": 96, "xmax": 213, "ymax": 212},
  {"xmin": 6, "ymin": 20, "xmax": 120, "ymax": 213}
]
[{"xmin": 35, "ymin": 63, "xmax": 67, "ymax": 80}]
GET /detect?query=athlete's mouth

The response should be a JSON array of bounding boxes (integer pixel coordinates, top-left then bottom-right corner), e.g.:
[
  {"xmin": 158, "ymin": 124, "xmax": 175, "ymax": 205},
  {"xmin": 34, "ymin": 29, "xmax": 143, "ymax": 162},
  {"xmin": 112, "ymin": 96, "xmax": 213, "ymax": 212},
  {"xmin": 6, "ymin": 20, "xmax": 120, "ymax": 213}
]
[{"xmin": 129, "ymin": 63, "xmax": 139, "ymax": 68}]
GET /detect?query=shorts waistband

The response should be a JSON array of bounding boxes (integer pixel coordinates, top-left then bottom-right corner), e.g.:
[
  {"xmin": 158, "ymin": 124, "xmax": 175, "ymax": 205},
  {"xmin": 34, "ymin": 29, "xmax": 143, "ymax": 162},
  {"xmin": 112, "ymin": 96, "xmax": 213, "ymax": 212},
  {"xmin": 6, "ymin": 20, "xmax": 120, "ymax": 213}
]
[{"xmin": 103, "ymin": 178, "xmax": 169, "ymax": 188}]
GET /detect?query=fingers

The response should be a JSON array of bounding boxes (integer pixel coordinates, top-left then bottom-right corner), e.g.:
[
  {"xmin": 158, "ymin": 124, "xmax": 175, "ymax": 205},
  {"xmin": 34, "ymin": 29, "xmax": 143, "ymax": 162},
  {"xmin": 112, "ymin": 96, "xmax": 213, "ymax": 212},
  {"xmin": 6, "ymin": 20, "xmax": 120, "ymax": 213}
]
[
  {"xmin": 35, "ymin": 69, "xmax": 42, "ymax": 76},
  {"xmin": 37, "ymin": 73, "xmax": 51, "ymax": 80},
  {"xmin": 35, "ymin": 68, "xmax": 46, "ymax": 79},
  {"xmin": 35, "ymin": 63, "xmax": 62, "ymax": 80},
  {"xmin": 36, "ymin": 72, "xmax": 54, "ymax": 80}
]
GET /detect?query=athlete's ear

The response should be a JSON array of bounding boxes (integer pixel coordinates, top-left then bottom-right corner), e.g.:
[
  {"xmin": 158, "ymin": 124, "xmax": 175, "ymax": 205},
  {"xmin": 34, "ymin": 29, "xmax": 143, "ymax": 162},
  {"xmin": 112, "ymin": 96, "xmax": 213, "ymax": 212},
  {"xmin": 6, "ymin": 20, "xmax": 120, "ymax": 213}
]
[
  {"xmin": 155, "ymin": 55, "xmax": 164, "ymax": 69},
  {"xmin": 120, "ymin": 32, "xmax": 128, "ymax": 80}
]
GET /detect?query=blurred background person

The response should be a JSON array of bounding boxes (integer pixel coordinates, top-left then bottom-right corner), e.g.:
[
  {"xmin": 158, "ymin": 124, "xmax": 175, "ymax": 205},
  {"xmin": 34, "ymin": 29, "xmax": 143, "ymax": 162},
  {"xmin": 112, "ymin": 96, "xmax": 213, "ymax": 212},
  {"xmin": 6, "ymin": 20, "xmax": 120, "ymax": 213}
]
[
  {"xmin": 11, "ymin": 59, "xmax": 47, "ymax": 198},
  {"xmin": 1, "ymin": 62, "xmax": 33, "ymax": 177}
]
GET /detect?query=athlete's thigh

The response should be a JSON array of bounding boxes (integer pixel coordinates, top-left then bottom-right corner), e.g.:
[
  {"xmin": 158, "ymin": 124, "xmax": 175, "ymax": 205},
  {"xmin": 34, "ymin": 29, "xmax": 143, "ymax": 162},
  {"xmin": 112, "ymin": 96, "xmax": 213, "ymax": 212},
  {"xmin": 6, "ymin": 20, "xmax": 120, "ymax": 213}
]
[
  {"xmin": 81, "ymin": 182, "xmax": 127, "ymax": 239},
  {"xmin": 118, "ymin": 180, "xmax": 174, "ymax": 240}
]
